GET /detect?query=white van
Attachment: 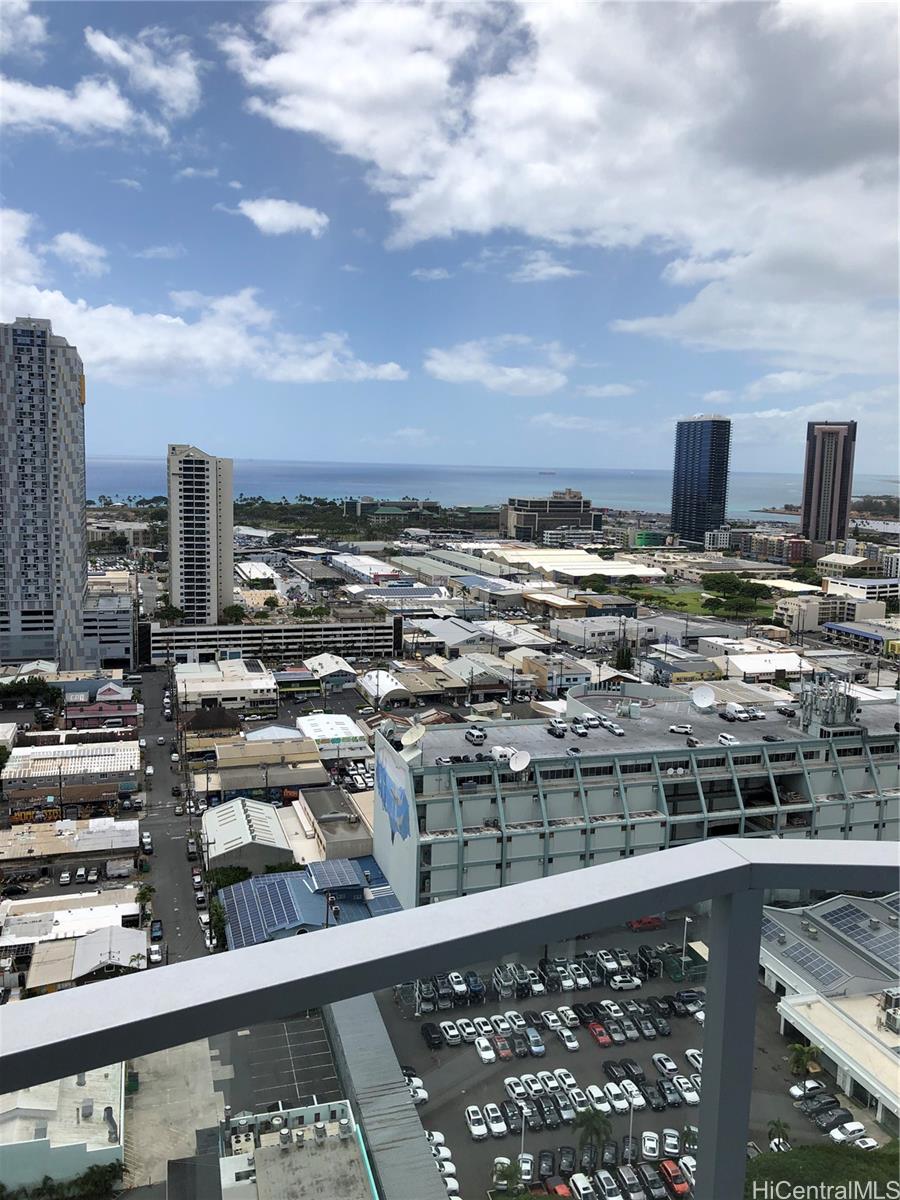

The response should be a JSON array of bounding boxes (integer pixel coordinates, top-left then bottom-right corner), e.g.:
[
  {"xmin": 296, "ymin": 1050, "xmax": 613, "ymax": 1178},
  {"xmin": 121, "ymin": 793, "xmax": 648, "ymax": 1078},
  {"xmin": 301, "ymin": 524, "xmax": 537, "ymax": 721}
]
[
  {"xmin": 465, "ymin": 727, "xmax": 486, "ymax": 745},
  {"xmin": 570, "ymin": 1174, "xmax": 597, "ymax": 1199}
]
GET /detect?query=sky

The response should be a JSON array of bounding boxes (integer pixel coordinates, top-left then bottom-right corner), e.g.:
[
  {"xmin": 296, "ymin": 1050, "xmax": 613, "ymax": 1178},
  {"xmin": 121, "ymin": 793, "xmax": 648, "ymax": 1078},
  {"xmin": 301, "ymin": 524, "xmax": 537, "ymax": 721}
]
[{"xmin": 1, "ymin": 0, "xmax": 897, "ymax": 475}]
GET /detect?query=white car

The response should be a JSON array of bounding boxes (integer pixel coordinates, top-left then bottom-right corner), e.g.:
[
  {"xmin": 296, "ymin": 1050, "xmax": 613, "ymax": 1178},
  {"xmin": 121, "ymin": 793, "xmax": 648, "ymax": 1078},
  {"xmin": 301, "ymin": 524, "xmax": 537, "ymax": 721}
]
[
  {"xmin": 609, "ymin": 974, "xmax": 642, "ymax": 991},
  {"xmin": 685, "ymin": 1048, "xmax": 703, "ymax": 1072},
  {"xmin": 599, "ymin": 999, "xmax": 623, "ymax": 1020},
  {"xmin": 439, "ymin": 1021, "xmax": 461, "ymax": 1046},
  {"xmin": 679, "ymin": 1156, "xmax": 697, "ymax": 1188},
  {"xmin": 490, "ymin": 1013, "xmax": 512, "ymax": 1037},
  {"xmin": 204, "ymin": 932, "xmax": 217, "ymax": 953},
  {"xmin": 540, "ymin": 1010, "xmax": 562, "ymax": 1031},
  {"xmin": 554, "ymin": 1067, "xmax": 577, "ymax": 1092},
  {"xmin": 854, "ymin": 1138, "xmax": 878, "ymax": 1151},
  {"xmin": 431, "ymin": 1144, "xmax": 453, "ymax": 1162},
  {"xmin": 518, "ymin": 1152, "xmax": 534, "ymax": 1185},
  {"xmin": 534, "ymin": 1070, "xmax": 558, "ymax": 1095},
  {"xmin": 669, "ymin": 724, "xmax": 693, "ymax": 735},
  {"xmin": 59, "ymin": 870, "xmax": 72, "ymax": 886},
  {"xmin": 504, "ymin": 1076, "xmax": 528, "ymax": 1102},
  {"xmin": 448, "ymin": 971, "xmax": 469, "ymax": 999},
  {"xmin": 662, "ymin": 1128, "xmax": 681, "ymax": 1158},
  {"xmin": 526, "ymin": 969, "xmax": 546, "ymax": 996},
  {"xmin": 466, "ymin": 1105, "xmax": 488, "ymax": 1140},
  {"xmin": 474, "ymin": 1037, "xmax": 496, "ymax": 1064},
  {"xmin": 521, "ymin": 1074, "xmax": 544, "ymax": 1099},
  {"xmin": 641, "ymin": 1130, "xmax": 659, "ymax": 1160},
  {"xmin": 557, "ymin": 966, "xmax": 576, "ymax": 992},
  {"xmin": 586, "ymin": 1084, "xmax": 611, "ymax": 1115},
  {"xmin": 426, "ymin": 1131, "xmax": 446, "ymax": 1147},
  {"xmin": 789, "ymin": 1078, "xmax": 827, "ymax": 1100},
  {"xmin": 693, "ymin": 1009, "xmax": 705, "ymax": 1027},
  {"xmin": 604, "ymin": 1082, "xmax": 629, "ymax": 1114},
  {"xmin": 170, "ymin": 751, "xmax": 179, "ymax": 763},
  {"xmin": 718, "ymin": 732, "xmax": 740, "ymax": 747},
  {"xmin": 653, "ymin": 1053, "xmax": 678, "ymax": 1077},
  {"xmin": 558, "ymin": 1006, "xmax": 580, "ymax": 1029},
  {"xmin": 568, "ymin": 1087, "xmax": 591, "ymax": 1114},
  {"xmin": 474, "ymin": 1017, "xmax": 494, "ymax": 1039},
  {"xmin": 408, "ymin": 1085, "xmax": 428, "ymax": 1105},
  {"xmin": 690, "ymin": 1073, "xmax": 702, "ymax": 1095},
  {"xmin": 483, "ymin": 1103, "xmax": 507, "ymax": 1138},
  {"xmin": 443, "ymin": 1175, "xmax": 460, "ymax": 1194},
  {"xmin": 456, "ymin": 1017, "xmax": 477, "ymax": 1043},
  {"xmin": 606, "ymin": 722, "xmax": 625, "ymax": 737},
  {"xmin": 504, "ymin": 1010, "xmax": 526, "ymax": 1031},
  {"xmin": 673, "ymin": 1075, "xmax": 700, "ymax": 1106},
  {"xmin": 405, "ymin": 1076, "xmax": 425, "ymax": 1090},
  {"xmin": 829, "ymin": 1122, "xmax": 867, "ymax": 1144},
  {"xmin": 148, "ymin": 945, "xmax": 163, "ymax": 965},
  {"xmin": 569, "ymin": 963, "xmax": 591, "ymax": 990},
  {"xmin": 436, "ymin": 1160, "xmax": 457, "ymax": 1179},
  {"xmin": 557, "ymin": 1027, "xmax": 580, "ymax": 1052},
  {"xmin": 138, "ymin": 737, "xmax": 147, "ymax": 749},
  {"xmin": 620, "ymin": 1079, "xmax": 646, "ymax": 1109}
]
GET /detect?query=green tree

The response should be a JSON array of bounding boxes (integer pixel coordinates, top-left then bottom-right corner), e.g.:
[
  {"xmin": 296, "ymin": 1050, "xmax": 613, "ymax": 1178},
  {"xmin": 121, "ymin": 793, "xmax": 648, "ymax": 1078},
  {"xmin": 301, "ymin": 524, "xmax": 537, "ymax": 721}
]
[
  {"xmin": 573, "ymin": 1108, "xmax": 612, "ymax": 1154},
  {"xmin": 264, "ymin": 595, "xmax": 279, "ymax": 609},
  {"xmin": 768, "ymin": 1118, "xmax": 791, "ymax": 1146},
  {"xmin": 221, "ymin": 604, "xmax": 246, "ymax": 623},
  {"xmin": 155, "ymin": 603, "xmax": 184, "ymax": 624},
  {"xmin": 136, "ymin": 884, "xmax": 155, "ymax": 914},
  {"xmin": 493, "ymin": 1158, "xmax": 525, "ymax": 1196},
  {"xmin": 788, "ymin": 1042, "xmax": 821, "ymax": 1076},
  {"xmin": 206, "ymin": 865, "xmax": 252, "ymax": 893},
  {"xmin": 209, "ymin": 897, "xmax": 227, "ymax": 946},
  {"xmin": 613, "ymin": 642, "xmax": 633, "ymax": 671}
]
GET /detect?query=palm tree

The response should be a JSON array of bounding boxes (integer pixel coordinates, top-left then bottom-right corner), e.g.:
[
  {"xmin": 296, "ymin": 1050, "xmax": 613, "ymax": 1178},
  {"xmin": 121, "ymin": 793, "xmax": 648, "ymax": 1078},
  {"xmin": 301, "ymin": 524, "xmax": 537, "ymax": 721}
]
[
  {"xmin": 768, "ymin": 1118, "xmax": 791, "ymax": 1145},
  {"xmin": 494, "ymin": 1158, "xmax": 524, "ymax": 1196},
  {"xmin": 136, "ymin": 883, "xmax": 155, "ymax": 918},
  {"xmin": 788, "ymin": 1042, "xmax": 820, "ymax": 1076},
  {"xmin": 573, "ymin": 1108, "xmax": 612, "ymax": 1154}
]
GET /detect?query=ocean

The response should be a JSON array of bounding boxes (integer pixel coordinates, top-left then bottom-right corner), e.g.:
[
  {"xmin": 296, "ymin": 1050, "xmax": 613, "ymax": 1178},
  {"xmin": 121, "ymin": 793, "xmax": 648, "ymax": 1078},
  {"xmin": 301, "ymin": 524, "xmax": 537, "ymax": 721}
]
[{"xmin": 85, "ymin": 457, "xmax": 898, "ymax": 522}]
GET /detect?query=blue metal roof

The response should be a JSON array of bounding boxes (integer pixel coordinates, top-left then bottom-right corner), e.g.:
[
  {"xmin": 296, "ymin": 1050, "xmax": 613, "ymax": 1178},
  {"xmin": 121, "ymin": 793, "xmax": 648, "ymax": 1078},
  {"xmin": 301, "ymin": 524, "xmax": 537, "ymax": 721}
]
[
  {"xmin": 822, "ymin": 622, "xmax": 885, "ymax": 641},
  {"xmin": 307, "ymin": 858, "xmax": 367, "ymax": 893},
  {"xmin": 834, "ymin": 577, "xmax": 898, "ymax": 586},
  {"xmin": 354, "ymin": 855, "xmax": 388, "ymax": 888}
]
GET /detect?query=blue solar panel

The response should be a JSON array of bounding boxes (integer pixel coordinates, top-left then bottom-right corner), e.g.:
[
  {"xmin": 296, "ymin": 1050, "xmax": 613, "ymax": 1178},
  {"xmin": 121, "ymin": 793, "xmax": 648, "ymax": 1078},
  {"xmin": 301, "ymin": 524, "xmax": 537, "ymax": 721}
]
[
  {"xmin": 820, "ymin": 902, "xmax": 899, "ymax": 972},
  {"xmin": 223, "ymin": 879, "xmax": 267, "ymax": 950},
  {"xmin": 880, "ymin": 894, "xmax": 900, "ymax": 914},
  {"xmin": 782, "ymin": 942, "xmax": 847, "ymax": 988},
  {"xmin": 761, "ymin": 915, "xmax": 785, "ymax": 942},
  {"xmin": 367, "ymin": 893, "xmax": 403, "ymax": 916},
  {"xmin": 308, "ymin": 858, "xmax": 365, "ymax": 893}
]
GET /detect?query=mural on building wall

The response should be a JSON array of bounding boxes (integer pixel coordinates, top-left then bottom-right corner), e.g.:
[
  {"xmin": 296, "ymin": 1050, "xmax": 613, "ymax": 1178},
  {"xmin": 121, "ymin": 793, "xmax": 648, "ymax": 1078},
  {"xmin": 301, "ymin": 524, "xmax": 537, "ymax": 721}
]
[{"xmin": 375, "ymin": 744, "xmax": 411, "ymax": 842}]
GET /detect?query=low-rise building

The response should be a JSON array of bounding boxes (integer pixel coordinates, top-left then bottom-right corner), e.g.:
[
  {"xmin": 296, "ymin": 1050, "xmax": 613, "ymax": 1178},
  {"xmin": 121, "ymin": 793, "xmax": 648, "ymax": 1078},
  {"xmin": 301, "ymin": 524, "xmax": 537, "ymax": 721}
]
[
  {"xmin": 356, "ymin": 669, "xmax": 412, "ymax": 709},
  {"xmin": 296, "ymin": 714, "xmax": 372, "ymax": 761},
  {"xmin": 175, "ymin": 658, "xmax": 279, "ymax": 716},
  {"xmin": 522, "ymin": 652, "xmax": 592, "ymax": 696},
  {"xmin": 816, "ymin": 552, "xmax": 870, "ymax": 577},
  {"xmin": 202, "ymin": 797, "xmax": 299, "ymax": 873},
  {"xmin": 60, "ymin": 681, "xmax": 139, "ymax": 730},
  {"xmin": 24, "ymin": 925, "xmax": 147, "ymax": 996},
  {"xmin": 304, "ymin": 652, "xmax": 357, "ymax": 692},
  {"xmin": 709, "ymin": 651, "xmax": 812, "ymax": 684},
  {"xmin": 0, "ymin": 818, "xmax": 140, "ymax": 871},
  {"xmin": 824, "ymin": 577, "xmax": 900, "ymax": 605},
  {"xmin": 295, "ymin": 785, "xmax": 373, "ymax": 861},
  {"xmin": 149, "ymin": 615, "xmax": 401, "ymax": 667},
  {"xmin": 1, "ymin": 742, "xmax": 141, "ymax": 819},
  {"xmin": 646, "ymin": 655, "xmax": 721, "ymax": 685},
  {"xmin": 576, "ymin": 593, "xmax": 639, "ymax": 618},
  {"xmin": 820, "ymin": 620, "xmax": 900, "ymax": 657},
  {"xmin": 0, "ymin": 1065, "xmax": 125, "ymax": 1191},
  {"xmin": 774, "ymin": 592, "xmax": 887, "ymax": 635},
  {"xmin": 330, "ymin": 553, "xmax": 406, "ymax": 584}
]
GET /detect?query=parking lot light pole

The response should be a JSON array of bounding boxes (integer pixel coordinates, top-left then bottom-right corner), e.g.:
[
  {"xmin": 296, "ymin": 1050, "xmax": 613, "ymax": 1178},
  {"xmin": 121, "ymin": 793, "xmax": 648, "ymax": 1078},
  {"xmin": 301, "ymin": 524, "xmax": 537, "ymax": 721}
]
[{"xmin": 680, "ymin": 914, "xmax": 692, "ymax": 968}]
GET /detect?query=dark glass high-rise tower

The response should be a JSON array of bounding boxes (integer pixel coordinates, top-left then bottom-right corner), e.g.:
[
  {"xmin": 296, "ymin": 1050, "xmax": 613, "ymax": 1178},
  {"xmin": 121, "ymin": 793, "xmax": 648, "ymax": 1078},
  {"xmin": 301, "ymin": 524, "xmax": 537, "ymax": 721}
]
[
  {"xmin": 670, "ymin": 416, "xmax": 731, "ymax": 544},
  {"xmin": 800, "ymin": 421, "xmax": 856, "ymax": 542}
]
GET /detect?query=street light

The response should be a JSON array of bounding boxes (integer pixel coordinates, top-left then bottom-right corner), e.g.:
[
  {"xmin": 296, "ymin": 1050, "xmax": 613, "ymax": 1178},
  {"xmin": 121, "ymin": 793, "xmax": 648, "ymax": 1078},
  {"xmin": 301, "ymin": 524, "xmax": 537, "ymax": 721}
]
[{"xmin": 681, "ymin": 914, "xmax": 693, "ymax": 968}]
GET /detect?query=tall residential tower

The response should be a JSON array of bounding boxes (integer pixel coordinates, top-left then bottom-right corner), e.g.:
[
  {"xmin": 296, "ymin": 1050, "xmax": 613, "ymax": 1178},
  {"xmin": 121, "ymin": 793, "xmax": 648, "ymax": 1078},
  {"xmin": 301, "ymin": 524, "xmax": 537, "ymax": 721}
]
[
  {"xmin": 167, "ymin": 445, "xmax": 234, "ymax": 625},
  {"xmin": 800, "ymin": 421, "xmax": 857, "ymax": 543},
  {"xmin": 0, "ymin": 318, "xmax": 87, "ymax": 667},
  {"xmin": 670, "ymin": 415, "xmax": 731, "ymax": 545}
]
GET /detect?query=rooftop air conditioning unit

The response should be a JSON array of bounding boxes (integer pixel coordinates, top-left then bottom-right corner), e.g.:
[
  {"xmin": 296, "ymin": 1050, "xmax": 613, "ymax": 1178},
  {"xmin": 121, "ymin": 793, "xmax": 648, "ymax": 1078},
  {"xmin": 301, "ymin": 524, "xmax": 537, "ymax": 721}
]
[
  {"xmin": 807, "ymin": 928, "xmax": 819, "ymax": 940},
  {"xmin": 885, "ymin": 1009, "xmax": 900, "ymax": 1035},
  {"xmin": 338, "ymin": 1118, "xmax": 352, "ymax": 1140},
  {"xmin": 868, "ymin": 919, "xmax": 881, "ymax": 931},
  {"xmin": 888, "ymin": 915, "xmax": 899, "ymax": 927},
  {"xmin": 314, "ymin": 1122, "xmax": 327, "ymax": 1145},
  {"xmin": 777, "ymin": 933, "xmax": 787, "ymax": 945}
]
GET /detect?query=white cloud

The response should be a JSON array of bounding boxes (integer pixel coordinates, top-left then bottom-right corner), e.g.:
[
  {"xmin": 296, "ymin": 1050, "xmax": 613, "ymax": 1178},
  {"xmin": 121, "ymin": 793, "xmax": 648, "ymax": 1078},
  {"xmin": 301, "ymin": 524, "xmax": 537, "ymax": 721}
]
[
  {"xmin": 43, "ymin": 231, "xmax": 108, "ymax": 277},
  {"xmin": 84, "ymin": 25, "xmax": 203, "ymax": 120},
  {"xmin": 0, "ymin": 74, "xmax": 167, "ymax": 140},
  {"xmin": 0, "ymin": 0, "xmax": 47, "ymax": 57},
  {"xmin": 508, "ymin": 250, "xmax": 583, "ymax": 284},
  {"xmin": 577, "ymin": 383, "xmax": 636, "ymax": 399},
  {"xmin": 176, "ymin": 165, "xmax": 219, "ymax": 180},
  {"xmin": 221, "ymin": 1, "xmax": 897, "ymax": 376},
  {"xmin": 228, "ymin": 197, "xmax": 329, "ymax": 237},
  {"xmin": 227, "ymin": 180, "xmax": 243, "ymax": 189},
  {"xmin": 701, "ymin": 389, "xmax": 734, "ymax": 406},
  {"xmin": 134, "ymin": 243, "xmax": 186, "ymax": 260},
  {"xmin": 112, "ymin": 177, "xmax": 142, "ymax": 191},
  {"xmin": 729, "ymin": 388, "xmax": 898, "ymax": 451},
  {"xmin": 530, "ymin": 412, "xmax": 612, "ymax": 435},
  {"xmin": 411, "ymin": 267, "xmax": 451, "ymax": 281},
  {"xmin": 424, "ymin": 335, "xmax": 571, "ymax": 396},
  {"xmin": 1, "ymin": 207, "xmax": 406, "ymax": 387},
  {"xmin": 744, "ymin": 370, "xmax": 831, "ymax": 398},
  {"xmin": 339, "ymin": 263, "xmax": 362, "ymax": 273}
]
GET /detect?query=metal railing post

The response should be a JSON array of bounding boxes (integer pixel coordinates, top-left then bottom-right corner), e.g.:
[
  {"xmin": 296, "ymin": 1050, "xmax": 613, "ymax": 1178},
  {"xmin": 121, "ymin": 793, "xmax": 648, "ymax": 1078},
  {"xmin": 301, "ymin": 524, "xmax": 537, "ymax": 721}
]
[{"xmin": 695, "ymin": 886, "xmax": 764, "ymax": 1200}]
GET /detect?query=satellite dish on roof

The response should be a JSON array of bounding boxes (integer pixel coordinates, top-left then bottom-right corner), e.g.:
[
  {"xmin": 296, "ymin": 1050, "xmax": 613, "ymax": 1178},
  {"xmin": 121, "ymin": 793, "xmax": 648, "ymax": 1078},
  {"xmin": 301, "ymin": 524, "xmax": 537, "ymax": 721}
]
[
  {"xmin": 691, "ymin": 685, "xmax": 715, "ymax": 710},
  {"xmin": 509, "ymin": 749, "xmax": 532, "ymax": 773},
  {"xmin": 401, "ymin": 725, "xmax": 426, "ymax": 747}
]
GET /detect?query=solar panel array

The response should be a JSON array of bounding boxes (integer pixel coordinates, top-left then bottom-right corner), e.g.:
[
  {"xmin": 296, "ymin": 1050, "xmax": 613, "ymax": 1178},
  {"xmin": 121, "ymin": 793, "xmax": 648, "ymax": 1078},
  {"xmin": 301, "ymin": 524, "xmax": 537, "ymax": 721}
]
[
  {"xmin": 367, "ymin": 891, "xmax": 403, "ymax": 917},
  {"xmin": 782, "ymin": 942, "xmax": 847, "ymax": 989},
  {"xmin": 308, "ymin": 858, "xmax": 364, "ymax": 893},
  {"xmin": 761, "ymin": 915, "xmax": 786, "ymax": 943},
  {"xmin": 820, "ymin": 902, "xmax": 900, "ymax": 972},
  {"xmin": 256, "ymin": 877, "xmax": 299, "ymax": 933},
  {"xmin": 222, "ymin": 879, "xmax": 266, "ymax": 950},
  {"xmin": 880, "ymin": 894, "xmax": 900, "ymax": 914}
]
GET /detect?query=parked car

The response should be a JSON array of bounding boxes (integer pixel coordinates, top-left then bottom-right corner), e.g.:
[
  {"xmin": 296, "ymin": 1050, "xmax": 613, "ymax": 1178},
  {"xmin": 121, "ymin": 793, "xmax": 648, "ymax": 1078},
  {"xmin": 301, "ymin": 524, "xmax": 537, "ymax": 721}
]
[
  {"xmin": 640, "ymin": 1131, "xmax": 659, "ymax": 1161},
  {"xmin": 815, "ymin": 1107, "xmax": 854, "ymax": 1133},
  {"xmin": 439, "ymin": 1020, "xmax": 461, "ymax": 1046},
  {"xmin": 474, "ymin": 1036, "xmax": 496, "ymax": 1063},
  {"xmin": 465, "ymin": 1105, "xmax": 488, "ymax": 1140},
  {"xmin": 658, "ymin": 1079, "xmax": 683, "ymax": 1108},
  {"xmin": 639, "ymin": 1082, "xmax": 667, "ymax": 1112},
  {"xmin": 609, "ymin": 974, "xmax": 642, "ymax": 991},
  {"xmin": 150, "ymin": 919, "xmax": 163, "ymax": 942},
  {"xmin": 588, "ymin": 1022, "xmax": 612, "ymax": 1048},
  {"xmin": 829, "ymin": 1122, "xmax": 867, "ymax": 1144},
  {"xmin": 421, "ymin": 1022, "xmax": 443, "ymax": 1049},
  {"xmin": 500, "ymin": 1101, "xmax": 523, "ymax": 1135},
  {"xmin": 789, "ymin": 1078, "xmax": 827, "ymax": 1100},
  {"xmin": 661, "ymin": 1129, "xmax": 681, "ymax": 1158},
  {"xmin": 456, "ymin": 1017, "xmax": 477, "ymax": 1042},
  {"xmin": 557, "ymin": 1027, "xmax": 580, "ymax": 1052},
  {"xmin": 672, "ymin": 1075, "xmax": 700, "ymax": 1106},
  {"xmin": 626, "ymin": 915, "xmax": 664, "ymax": 932},
  {"xmin": 148, "ymin": 944, "xmax": 163, "ymax": 965},
  {"xmin": 635, "ymin": 1163, "xmax": 667, "ymax": 1199}
]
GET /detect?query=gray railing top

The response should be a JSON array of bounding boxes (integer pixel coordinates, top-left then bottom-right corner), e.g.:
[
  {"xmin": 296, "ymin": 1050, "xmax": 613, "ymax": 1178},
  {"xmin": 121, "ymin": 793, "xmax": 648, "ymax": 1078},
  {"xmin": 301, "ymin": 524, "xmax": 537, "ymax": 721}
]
[{"xmin": 0, "ymin": 837, "xmax": 896, "ymax": 1092}]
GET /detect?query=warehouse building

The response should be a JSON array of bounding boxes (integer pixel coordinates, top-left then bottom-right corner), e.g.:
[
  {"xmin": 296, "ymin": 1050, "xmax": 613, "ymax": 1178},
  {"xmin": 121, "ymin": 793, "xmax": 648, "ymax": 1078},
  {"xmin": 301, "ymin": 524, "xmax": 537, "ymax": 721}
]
[
  {"xmin": 174, "ymin": 658, "xmax": 279, "ymax": 716},
  {"xmin": 1, "ymin": 742, "xmax": 141, "ymax": 819},
  {"xmin": 372, "ymin": 684, "xmax": 899, "ymax": 909},
  {"xmin": 305, "ymin": 652, "xmax": 358, "ymax": 692}
]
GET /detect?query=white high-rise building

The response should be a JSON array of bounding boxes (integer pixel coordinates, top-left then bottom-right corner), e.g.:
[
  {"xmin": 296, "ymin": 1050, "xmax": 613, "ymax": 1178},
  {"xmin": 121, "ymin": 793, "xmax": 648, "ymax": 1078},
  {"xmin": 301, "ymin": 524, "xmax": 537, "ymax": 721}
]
[
  {"xmin": 167, "ymin": 445, "xmax": 234, "ymax": 625},
  {"xmin": 0, "ymin": 318, "xmax": 87, "ymax": 667}
]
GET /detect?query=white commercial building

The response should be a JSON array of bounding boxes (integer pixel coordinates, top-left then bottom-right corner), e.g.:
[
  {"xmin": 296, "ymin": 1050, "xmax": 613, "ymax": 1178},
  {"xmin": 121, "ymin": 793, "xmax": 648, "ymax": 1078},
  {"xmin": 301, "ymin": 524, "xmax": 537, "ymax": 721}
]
[
  {"xmin": 330, "ymin": 554, "xmax": 404, "ymax": 584},
  {"xmin": 356, "ymin": 670, "xmax": 411, "ymax": 707},
  {"xmin": 0, "ymin": 318, "xmax": 87, "ymax": 668},
  {"xmin": 295, "ymin": 714, "xmax": 371, "ymax": 761},
  {"xmin": 202, "ymin": 797, "xmax": 297, "ymax": 873},
  {"xmin": 774, "ymin": 592, "xmax": 887, "ymax": 635},
  {"xmin": 167, "ymin": 444, "xmax": 234, "ymax": 625},
  {"xmin": 174, "ymin": 658, "xmax": 278, "ymax": 715},
  {"xmin": 824, "ymin": 577, "xmax": 900, "ymax": 605},
  {"xmin": 305, "ymin": 652, "xmax": 358, "ymax": 691}
]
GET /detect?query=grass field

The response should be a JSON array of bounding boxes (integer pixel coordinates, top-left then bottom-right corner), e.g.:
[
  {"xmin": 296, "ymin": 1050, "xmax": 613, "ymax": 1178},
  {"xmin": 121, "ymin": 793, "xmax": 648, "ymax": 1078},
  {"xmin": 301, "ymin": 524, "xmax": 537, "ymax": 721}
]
[
  {"xmin": 744, "ymin": 1141, "xmax": 900, "ymax": 1198},
  {"xmin": 633, "ymin": 588, "xmax": 776, "ymax": 619}
]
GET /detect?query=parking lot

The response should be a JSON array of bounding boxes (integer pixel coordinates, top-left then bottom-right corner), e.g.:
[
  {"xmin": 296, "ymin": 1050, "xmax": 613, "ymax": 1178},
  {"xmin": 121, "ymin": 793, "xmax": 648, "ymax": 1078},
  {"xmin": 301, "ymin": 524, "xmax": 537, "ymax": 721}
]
[{"xmin": 376, "ymin": 919, "xmax": 817, "ymax": 1198}]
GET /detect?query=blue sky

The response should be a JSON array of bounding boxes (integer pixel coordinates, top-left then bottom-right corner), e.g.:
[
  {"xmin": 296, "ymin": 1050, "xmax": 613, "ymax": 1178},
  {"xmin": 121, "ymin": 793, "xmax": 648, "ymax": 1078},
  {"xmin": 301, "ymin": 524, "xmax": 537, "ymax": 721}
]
[{"xmin": 1, "ymin": 0, "xmax": 897, "ymax": 474}]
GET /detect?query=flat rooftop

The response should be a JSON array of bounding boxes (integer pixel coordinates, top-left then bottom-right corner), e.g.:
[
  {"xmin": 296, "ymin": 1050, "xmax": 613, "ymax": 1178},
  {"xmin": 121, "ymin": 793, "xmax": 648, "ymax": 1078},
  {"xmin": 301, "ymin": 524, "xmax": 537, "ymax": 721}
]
[
  {"xmin": 411, "ymin": 697, "xmax": 900, "ymax": 765},
  {"xmin": 0, "ymin": 819, "xmax": 140, "ymax": 863},
  {"xmin": 0, "ymin": 1063, "xmax": 124, "ymax": 1152},
  {"xmin": 3, "ymin": 741, "xmax": 140, "ymax": 779}
]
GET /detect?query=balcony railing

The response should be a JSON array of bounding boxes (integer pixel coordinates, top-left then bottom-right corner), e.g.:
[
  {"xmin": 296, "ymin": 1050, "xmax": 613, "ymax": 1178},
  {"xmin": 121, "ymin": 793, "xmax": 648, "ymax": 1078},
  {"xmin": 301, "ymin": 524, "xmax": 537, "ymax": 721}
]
[{"xmin": 0, "ymin": 838, "xmax": 895, "ymax": 1200}]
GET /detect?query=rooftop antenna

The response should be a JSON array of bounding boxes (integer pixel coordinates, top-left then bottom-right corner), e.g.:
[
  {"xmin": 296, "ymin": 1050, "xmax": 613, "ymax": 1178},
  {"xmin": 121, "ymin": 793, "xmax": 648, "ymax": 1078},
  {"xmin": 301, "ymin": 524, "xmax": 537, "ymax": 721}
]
[
  {"xmin": 509, "ymin": 749, "xmax": 532, "ymax": 773},
  {"xmin": 400, "ymin": 724, "xmax": 426, "ymax": 748}
]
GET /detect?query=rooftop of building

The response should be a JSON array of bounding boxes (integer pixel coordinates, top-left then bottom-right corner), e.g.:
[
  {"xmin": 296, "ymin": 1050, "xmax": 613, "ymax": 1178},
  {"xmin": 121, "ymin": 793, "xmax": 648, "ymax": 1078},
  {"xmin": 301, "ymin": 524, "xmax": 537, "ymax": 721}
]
[
  {"xmin": 475, "ymin": 620, "xmax": 556, "ymax": 648},
  {"xmin": 0, "ymin": 892, "xmax": 141, "ymax": 949},
  {"xmin": 26, "ymin": 925, "xmax": 148, "ymax": 991},
  {"xmin": 761, "ymin": 899, "xmax": 897, "ymax": 996},
  {"xmin": 175, "ymin": 658, "xmax": 274, "ymax": 684},
  {"xmin": 2, "ymin": 741, "xmax": 140, "ymax": 779},
  {"xmin": 828, "ymin": 577, "xmax": 899, "ymax": 587},
  {"xmin": 0, "ymin": 1064, "xmax": 124, "ymax": 1152},
  {"xmin": 296, "ymin": 714, "xmax": 369, "ymax": 743},
  {"xmin": 0, "ymin": 819, "xmax": 140, "ymax": 864},
  {"xmin": 816, "ymin": 553, "xmax": 870, "ymax": 566}
]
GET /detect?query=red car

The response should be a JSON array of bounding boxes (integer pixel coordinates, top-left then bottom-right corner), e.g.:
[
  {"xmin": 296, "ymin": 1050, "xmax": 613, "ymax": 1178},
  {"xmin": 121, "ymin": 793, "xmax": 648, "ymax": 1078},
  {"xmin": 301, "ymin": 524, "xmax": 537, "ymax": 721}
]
[
  {"xmin": 492, "ymin": 1034, "xmax": 513, "ymax": 1061},
  {"xmin": 588, "ymin": 1022, "xmax": 612, "ymax": 1047},
  {"xmin": 659, "ymin": 1159, "xmax": 690, "ymax": 1197},
  {"xmin": 627, "ymin": 915, "xmax": 664, "ymax": 932}
]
